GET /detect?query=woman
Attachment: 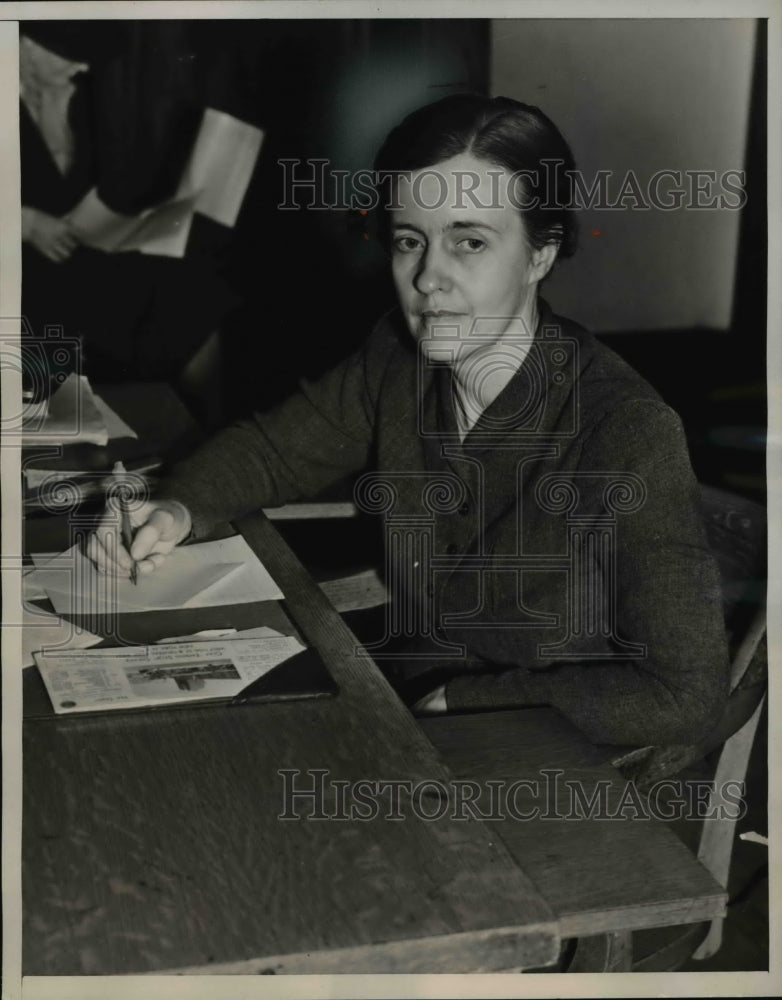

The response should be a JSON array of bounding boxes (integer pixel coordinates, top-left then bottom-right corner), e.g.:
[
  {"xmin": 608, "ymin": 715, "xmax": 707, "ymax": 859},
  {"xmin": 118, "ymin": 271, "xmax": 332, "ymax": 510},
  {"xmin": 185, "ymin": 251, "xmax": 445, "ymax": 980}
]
[{"xmin": 89, "ymin": 95, "xmax": 729, "ymax": 747}]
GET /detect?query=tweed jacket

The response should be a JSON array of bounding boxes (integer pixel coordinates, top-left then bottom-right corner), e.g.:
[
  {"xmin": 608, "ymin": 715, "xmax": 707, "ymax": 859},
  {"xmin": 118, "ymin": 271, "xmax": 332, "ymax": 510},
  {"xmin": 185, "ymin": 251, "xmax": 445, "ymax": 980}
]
[{"xmin": 159, "ymin": 302, "xmax": 729, "ymax": 746}]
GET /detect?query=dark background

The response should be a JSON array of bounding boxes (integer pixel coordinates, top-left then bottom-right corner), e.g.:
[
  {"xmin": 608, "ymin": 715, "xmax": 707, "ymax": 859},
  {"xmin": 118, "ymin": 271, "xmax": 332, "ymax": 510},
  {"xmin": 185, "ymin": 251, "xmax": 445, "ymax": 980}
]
[{"xmin": 20, "ymin": 17, "xmax": 767, "ymax": 502}]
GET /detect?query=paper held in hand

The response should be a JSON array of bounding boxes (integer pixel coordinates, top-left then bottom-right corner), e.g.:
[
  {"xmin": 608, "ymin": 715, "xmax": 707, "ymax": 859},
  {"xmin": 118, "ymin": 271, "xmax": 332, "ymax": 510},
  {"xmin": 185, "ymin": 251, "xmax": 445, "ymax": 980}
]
[
  {"xmin": 67, "ymin": 108, "xmax": 264, "ymax": 258},
  {"xmin": 34, "ymin": 636, "xmax": 305, "ymax": 715}
]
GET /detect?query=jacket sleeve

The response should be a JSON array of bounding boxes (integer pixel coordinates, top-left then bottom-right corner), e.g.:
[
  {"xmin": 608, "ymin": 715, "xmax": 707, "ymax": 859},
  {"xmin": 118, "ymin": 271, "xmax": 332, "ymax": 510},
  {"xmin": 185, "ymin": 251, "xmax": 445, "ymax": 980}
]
[
  {"xmin": 156, "ymin": 324, "xmax": 394, "ymax": 537},
  {"xmin": 445, "ymin": 400, "xmax": 730, "ymax": 747}
]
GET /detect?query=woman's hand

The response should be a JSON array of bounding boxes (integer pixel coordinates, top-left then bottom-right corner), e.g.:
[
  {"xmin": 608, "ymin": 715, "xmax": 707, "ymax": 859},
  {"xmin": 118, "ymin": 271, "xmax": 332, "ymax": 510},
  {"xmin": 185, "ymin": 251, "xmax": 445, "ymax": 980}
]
[
  {"xmin": 87, "ymin": 499, "xmax": 192, "ymax": 578},
  {"xmin": 22, "ymin": 207, "xmax": 80, "ymax": 262}
]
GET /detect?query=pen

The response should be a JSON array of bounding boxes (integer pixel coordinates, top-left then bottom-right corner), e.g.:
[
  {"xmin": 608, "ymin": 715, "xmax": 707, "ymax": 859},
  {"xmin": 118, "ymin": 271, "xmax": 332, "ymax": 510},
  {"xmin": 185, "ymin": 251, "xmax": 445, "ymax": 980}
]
[{"xmin": 112, "ymin": 461, "xmax": 137, "ymax": 585}]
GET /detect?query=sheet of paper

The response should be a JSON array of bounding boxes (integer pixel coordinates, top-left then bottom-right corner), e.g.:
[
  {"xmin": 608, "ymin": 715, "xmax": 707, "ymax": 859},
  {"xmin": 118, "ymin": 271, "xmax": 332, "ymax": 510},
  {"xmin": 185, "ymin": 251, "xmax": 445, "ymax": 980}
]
[
  {"xmin": 178, "ymin": 108, "xmax": 264, "ymax": 228},
  {"xmin": 319, "ymin": 568, "xmax": 389, "ymax": 612},
  {"xmin": 34, "ymin": 635, "xmax": 304, "ymax": 714},
  {"xmin": 157, "ymin": 628, "xmax": 238, "ymax": 643},
  {"xmin": 127, "ymin": 195, "xmax": 196, "ymax": 258},
  {"xmin": 23, "ymin": 373, "xmax": 109, "ymax": 446},
  {"xmin": 28, "ymin": 535, "xmax": 283, "ymax": 615},
  {"xmin": 156, "ymin": 625, "xmax": 284, "ymax": 643},
  {"xmin": 67, "ymin": 187, "xmax": 141, "ymax": 252},
  {"xmin": 66, "ymin": 112, "xmax": 261, "ymax": 260},
  {"xmin": 68, "ymin": 186, "xmax": 196, "ymax": 259},
  {"xmin": 23, "ymin": 567, "xmax": 49, "ymax": 602},
  {"xmin": 30, "ymin": 547, "xmax": 243, "ymax": 615},
  {"xmin": 166, "ymin": 535, "xmax": 285, "ymax": 608},
  {"xmin": 22, "ymin": 397, "xmax": 49, "ymax": 427},
  {"xmin": 93, "ymin": 395, "xmax": 138, "ymax": 440},
  {"xmin": 21, "ymin": 605, "xmax": 102, "ymax": 668},
  {"xmin": 227, "ymin": 626, "xmax": 286, "ymax": 639}
]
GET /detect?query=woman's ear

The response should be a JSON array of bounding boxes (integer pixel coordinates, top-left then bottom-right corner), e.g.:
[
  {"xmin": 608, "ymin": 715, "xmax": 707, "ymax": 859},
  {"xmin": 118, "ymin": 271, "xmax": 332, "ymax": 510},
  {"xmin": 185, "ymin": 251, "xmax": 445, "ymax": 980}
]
[{"xmin": 528, "ymin": 241, "xmax": 560, "ymax": 284}]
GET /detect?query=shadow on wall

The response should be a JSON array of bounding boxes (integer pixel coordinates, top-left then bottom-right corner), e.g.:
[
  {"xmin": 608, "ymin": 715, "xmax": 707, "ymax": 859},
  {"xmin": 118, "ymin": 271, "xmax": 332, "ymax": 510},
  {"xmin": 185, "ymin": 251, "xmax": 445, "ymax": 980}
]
[{"xmin": 220, "ymin": 19, "xmax": 490, "ymax": 415}]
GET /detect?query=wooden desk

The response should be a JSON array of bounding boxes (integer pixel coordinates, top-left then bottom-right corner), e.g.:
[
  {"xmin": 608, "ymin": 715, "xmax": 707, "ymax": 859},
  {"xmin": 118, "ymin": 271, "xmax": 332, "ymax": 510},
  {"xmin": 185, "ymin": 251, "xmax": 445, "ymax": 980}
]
[
  {"xmin": 22, "ymin": 514, "xmax": 727, "ymax": 975},
  {"xmin": 22, "ymin": 514, "xmax": 561, "ymax": 975},
  {"xmin": 21, "ymin": 406, "xmax": 728, "ymax": 974}
]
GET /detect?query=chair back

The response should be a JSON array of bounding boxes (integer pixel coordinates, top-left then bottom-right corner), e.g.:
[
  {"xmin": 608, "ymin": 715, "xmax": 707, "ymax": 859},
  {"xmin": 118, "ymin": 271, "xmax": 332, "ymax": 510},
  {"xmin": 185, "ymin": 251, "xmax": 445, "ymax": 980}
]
[
  {"xmin": 699, "ymin": 483, "xmax": 766, "ymax": 639},
  {"xmin": 613, "ymin": 483, "xmax": 767, "ymax": 786}
]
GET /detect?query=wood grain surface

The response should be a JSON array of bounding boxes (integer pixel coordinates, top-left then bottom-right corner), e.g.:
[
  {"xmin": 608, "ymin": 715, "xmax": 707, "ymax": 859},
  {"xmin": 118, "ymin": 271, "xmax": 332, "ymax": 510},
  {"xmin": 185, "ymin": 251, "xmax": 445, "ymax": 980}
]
[
  {"xmin": 22, "ymin": 513, "xmax": 559, "ymax": 975},
  {"xmin": 421, "ymin": 709, "xmax": 728, "ymax": 940},
  {"xmin": 22, "ymin": 511, "xmax": 727, "ymax": 975}
]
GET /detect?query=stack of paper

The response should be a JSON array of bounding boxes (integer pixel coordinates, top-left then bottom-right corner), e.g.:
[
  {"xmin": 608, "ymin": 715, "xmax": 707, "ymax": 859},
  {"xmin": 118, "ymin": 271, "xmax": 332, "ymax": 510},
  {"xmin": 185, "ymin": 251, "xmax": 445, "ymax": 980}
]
[
  {"xmin": 23, "ymin": 391, "xmax": 141, "ymax": 509},
  {"xmin": 22, "ymin": 372, "xmax": 109, "ymax": 447},
  {"xmin": 23, "ymin": 463, "xmax": 155, "ymax": 512},
  {"xmin": 93, "ymin": 396, "xmax": 138, "ymax": 440}
]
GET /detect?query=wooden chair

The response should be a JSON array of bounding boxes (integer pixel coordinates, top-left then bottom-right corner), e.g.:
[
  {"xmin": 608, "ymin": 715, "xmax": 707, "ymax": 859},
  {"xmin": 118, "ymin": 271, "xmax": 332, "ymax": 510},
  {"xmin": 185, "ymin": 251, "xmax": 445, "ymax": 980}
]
[{"xmin": 604, "ymin": 484, "xmax": 768, "ymax": 970}]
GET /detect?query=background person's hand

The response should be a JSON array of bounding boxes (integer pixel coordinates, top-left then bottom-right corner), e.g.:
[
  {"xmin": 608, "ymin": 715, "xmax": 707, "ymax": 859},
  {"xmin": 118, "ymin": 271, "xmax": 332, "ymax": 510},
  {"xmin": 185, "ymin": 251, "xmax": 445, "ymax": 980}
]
[
  {"xmin": 87, "ymin": 499, "xmax": 192, "ymax": 578},
  {"xmin": 22, "ymin": 207, "xmax": 80, "ymax": 262}
]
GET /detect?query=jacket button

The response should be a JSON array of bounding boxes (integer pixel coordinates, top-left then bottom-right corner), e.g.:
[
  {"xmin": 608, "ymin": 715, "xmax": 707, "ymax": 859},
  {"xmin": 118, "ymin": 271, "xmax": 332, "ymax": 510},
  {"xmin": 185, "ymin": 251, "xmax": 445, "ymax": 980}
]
[
  {"xmin": 446, "ymin": 542, "xmax": 457, "ymax": 555},
  {"xmin": 458, "ymin": 502, "xmax": 469, "ymax": 516}
]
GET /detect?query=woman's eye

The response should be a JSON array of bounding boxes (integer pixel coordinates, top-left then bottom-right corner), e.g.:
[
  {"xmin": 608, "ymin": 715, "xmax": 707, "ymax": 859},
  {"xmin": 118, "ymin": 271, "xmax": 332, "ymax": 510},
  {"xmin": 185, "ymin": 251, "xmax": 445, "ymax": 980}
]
[
  {"xmin": 393, "ymin": 236, "xmax": 423, "ymax": 253},
  {"xmin": 457, "ymin": 237, "xmax": 486, "ymax": 253}
]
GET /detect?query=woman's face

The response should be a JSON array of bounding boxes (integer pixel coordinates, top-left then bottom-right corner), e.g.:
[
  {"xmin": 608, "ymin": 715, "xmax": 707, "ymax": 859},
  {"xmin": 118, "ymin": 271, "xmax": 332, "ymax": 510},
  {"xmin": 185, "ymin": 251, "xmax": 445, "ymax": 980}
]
[{"xmin": 390, "ymin": 151, "xmax": 555, "ymax": 365}]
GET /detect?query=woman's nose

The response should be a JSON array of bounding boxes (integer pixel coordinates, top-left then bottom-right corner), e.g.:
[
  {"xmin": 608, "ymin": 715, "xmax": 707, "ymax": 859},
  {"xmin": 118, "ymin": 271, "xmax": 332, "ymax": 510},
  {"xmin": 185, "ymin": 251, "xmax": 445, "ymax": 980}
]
[{"xmin": 414, "ymin": 248, "xmax": 453, "ymax": 295}]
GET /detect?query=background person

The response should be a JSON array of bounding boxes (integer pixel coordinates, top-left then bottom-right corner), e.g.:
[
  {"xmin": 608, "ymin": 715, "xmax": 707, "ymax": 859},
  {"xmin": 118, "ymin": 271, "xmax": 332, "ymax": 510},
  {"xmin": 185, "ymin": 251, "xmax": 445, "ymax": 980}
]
[{"xmin": 20, "ymin": 21, "xmax": 235, "ymax": 421}]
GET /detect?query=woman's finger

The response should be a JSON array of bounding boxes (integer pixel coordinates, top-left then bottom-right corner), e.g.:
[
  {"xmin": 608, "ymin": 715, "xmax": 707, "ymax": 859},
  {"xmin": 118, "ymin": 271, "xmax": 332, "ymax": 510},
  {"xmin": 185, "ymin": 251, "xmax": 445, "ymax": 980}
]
[
  {"xmin": 87, "ymin": 500, "xmax": 188, "ymax": 577},
  {"xmin": 87, "ymin": 528, "xmax": 131, "ymax": 576},
  {"xmin": 93, "ymin": 510, "xmax": 133, "ymax": 570},
  {"xmin": 136, "ymin": 551, "xmax": 169, "ymax": 575},
  {"xmin": 128, "ymin": 507, "xmax": 175, "ymax": 562},
  {"xmin": 86, "ymin": 531, "xmax": 110, "ymax": 573}
]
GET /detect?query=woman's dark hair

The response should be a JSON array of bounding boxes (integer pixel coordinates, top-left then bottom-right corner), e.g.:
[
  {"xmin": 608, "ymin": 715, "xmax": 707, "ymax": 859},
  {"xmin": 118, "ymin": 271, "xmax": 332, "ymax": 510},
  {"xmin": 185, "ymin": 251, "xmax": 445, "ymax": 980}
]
[{"xmin": 373, "ymin": 93, "xmax": 577, "ymax": 258}]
